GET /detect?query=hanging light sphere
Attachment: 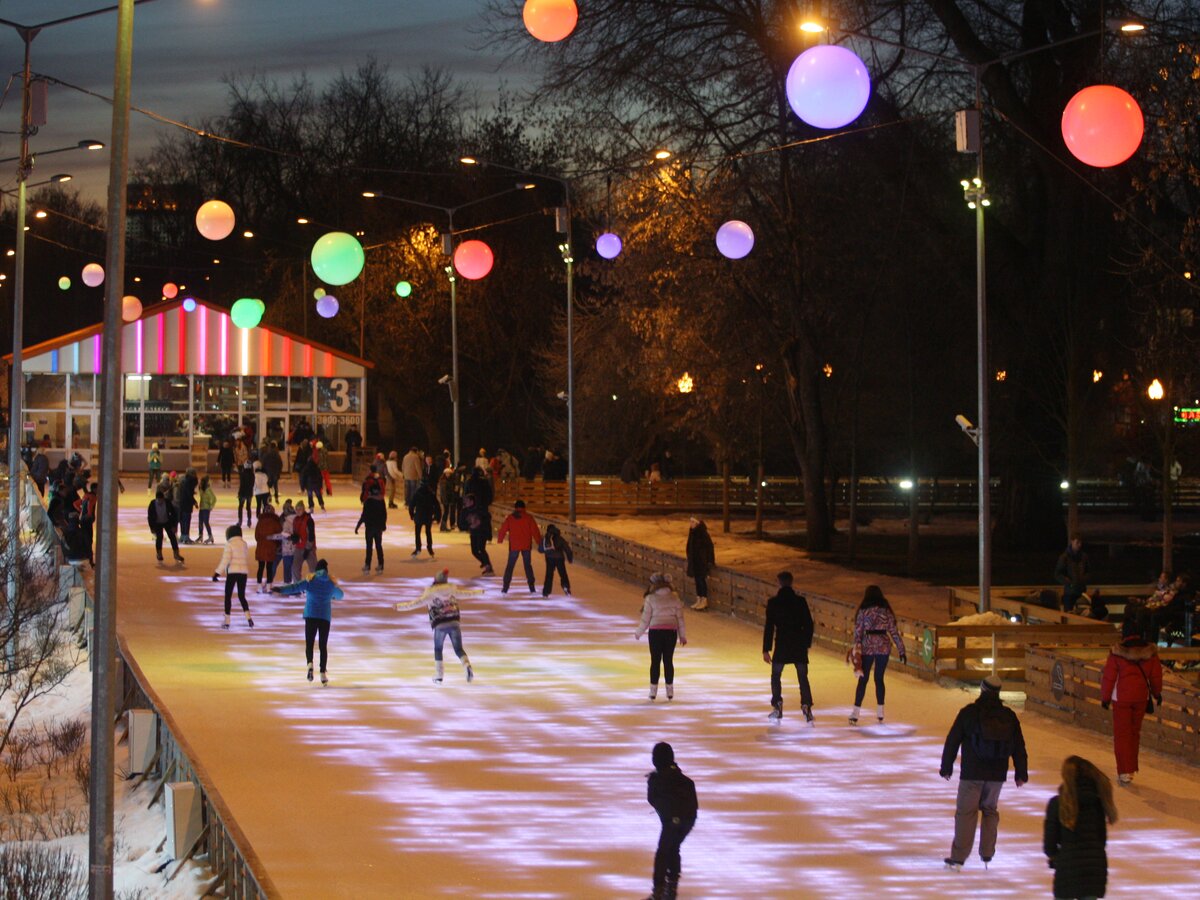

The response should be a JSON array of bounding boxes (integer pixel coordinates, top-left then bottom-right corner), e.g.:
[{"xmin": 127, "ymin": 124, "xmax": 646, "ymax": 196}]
[
  {"xmin": 182, "ymin": 297, "xmax": 197, "ymax": 313},
  {"xmin": 310, "ymin": 231, "xmax": 365, "ymax": 286},
  {"xmin": 314, "ymin": 287, "xmax": 326, "ymax": 300},
  {"xmin": 395, "ymin": 281, "xmax": 413, "ymax": 298},
  {"xmin": 58, "ymin": 276, "xmax": 71, "ymax": 291},
  {"xmin": 453, "ymin": 240, "xmax": 495, "ymax": 280},
  {"xmin": 1061, "ymin": 85, "xmax": 1144, "ymax": 168},
  {"xmin": 121, "ymin": 295, "xmax": 143, "ymax": 323},
  {"xmin": 81, "ymin": 263, "xmax": 105, "ymax": 287},
  {"xmin": 162, "ymin": 282, "xmax": 178, "ymax": 299},
  {"xmin": 786, "ymin": 45, "xmax": 872, "ymax": 129},
  {"xmin": 316, "ymin": 294, "xmax": 340, "ymax": 318},
  {"xmin": 715, "ymin": 220, "xmax": 755, "ymax": 259},
  {"xmin": 596, "ymin": 232, "xmax": 623, "ymax": 260},
  {"xmin": 230, "ymin": 297, "xmax": 265, "ymax": 329},
  {"xmin": 195, "ymin": 200, "xmax": 236, "ymax": 241},
  {"xmin": 522, "ymin": 0, "xmax": 578, "ymax": 42}
]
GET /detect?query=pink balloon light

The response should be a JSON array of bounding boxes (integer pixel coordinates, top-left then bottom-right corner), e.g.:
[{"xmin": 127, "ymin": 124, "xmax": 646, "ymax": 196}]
[
  {"xmin": 195, "ymin": 200, "xmax": 236, "ymax": 240},
  {"xmin": 162, "ymin": 282, "xmax": 179, "ymax": 299},
  {"xmin": 1061, "ymin": 85, "xmax": 1144, "ymax": 168},
  {"xmin": 454, "ymin": 240, "xmax": 495, "ymax": 280},
  {"xmin": 81, "ymin": 263, "xmax": 104, "ymax": 288},
  {"xmin": 523, "ymin": 0, "xmax": 577, "ymax": 42},
  {"xmin": 121, "ymin": 295, "xmax": 143, "ymax": 323},
  {"xmin": 596, "ymin": 232, "xmax": 623, "ymax": 260},
  {"xmin": 786, "ymin": 45, "xmax": 871, "ymax": 129},
  {"xmin": 715, "ymin": 220, "xmax": 755, "ymax": 260}
]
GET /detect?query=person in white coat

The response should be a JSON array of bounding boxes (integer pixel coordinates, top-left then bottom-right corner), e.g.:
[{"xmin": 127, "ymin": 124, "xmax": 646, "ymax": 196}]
[
  {"xmin": 394, "ymin": 568, "xmax": 481, "ymax": 682},
  {"xmin": 212, "ymin": 524, "xmax": 253, "ymax": 629},
  {"xmin": 635, "ymin": 572, "xmax": 687, "ymax": 700}
]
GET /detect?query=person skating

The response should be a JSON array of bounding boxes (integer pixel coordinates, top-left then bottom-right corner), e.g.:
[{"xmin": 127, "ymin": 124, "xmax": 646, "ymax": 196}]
[
  {"xmin": 643, "ymin": 742, "xmax": 698, "ymax": 900},
  {"xmin": 236, "ymin": 459, "xmax": 255, "ymax": 526},
  {"xmin": 212, "ymin": 524, "xmax": 253, "ymax": 629},
  {"xmin": 1099, "ymin": 621, "xmax": 1163, "ymax": 786},
  {"xmin": 254, "ymin": 502, "xmax": 283, "ymax": 592},
  {"xmin": 273, "ymin": 558, "xmax": 344, "ymax": 684},
  {"xmin": 385, "ymin": 450, "xmax": 402, "ymax": 508},
  {"xmin": 262, "ymin": 440, "xmax": 284, "ymax": 502},
  {"xmin": 394, "ymin": 568, "xmax": 480, "ymax": 682},
  {"xmin": 401, "ymin": 445, "xmax": 424, "ymax": 506},
  {"xmin": 635, "ymin": 573, "xmax": 687, "ymax": 700},
  {"xmin": 147, "ymin": 486, "xmax": 185, "ymax": 564},
  {"xmin": 1043, "ymin": 756, "xmax": 1118, "ymax": 900},
  {"xmin": 940, "ymin": 675, "xmax": 1028, "ymax": 869},
  {"xmin": 685, "ymin": 517, "xmax": 715, "ymax": 610},
  {"xmin": 761, "ymin": 571, "xmax": 815, "ymax": 724},
  {"xmin": 356, "ymin": 472, "xmax": 388, "ymax": 573},
  {"xmin": 497, "ymin": 500, "xmax": 541, "ymax": 593},
  {"xmin": 291, "ymin": 501, "xmax": 318, "ymax": 577},
  {"xmin": 315, "ymin": 439, "xmax": 333, "ymax": 497},
  {"xmin": 253, "ymin": 460, "xmax": 271, "ymax": 519},
  {"xmin": 301, "ymin": 450, "xmax": 325, "ymax": 511},
  {"xmin": 460, "ymin": 492, "xmax": 494, "ymax": 575},
  {"xmin": 146, "ymin": 442, "xmax": 162, "ymax": 490},
  {"xmin": 177, "ymin": 467, "xmax": 199, "ymax": 544},
  {"xmin": 197, "ymin": 475, "xmax": 217, "ymax": 543},
  {"xmin": 216, "ymin": 439, "xmax": 234, "ymax": 487},
  {"xmin": 539, "ymin": 523, "xmax": 574, "ymax": 597},
  {"xmin": 275, "ymin": 499, "xmax": 296, "ymax": 583},
  {"xmin": 849, "ymin": 585, "xmax": 906, "ymax": 725},
  {"xmin": 408, "ymin": 480, "xmax": 441, "ymax": 558}
]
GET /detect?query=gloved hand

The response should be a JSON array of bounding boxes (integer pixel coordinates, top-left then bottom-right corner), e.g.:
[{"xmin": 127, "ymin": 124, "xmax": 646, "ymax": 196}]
[
  {"xmin": 212, "ymin": 573, "xmax": 219, "ymax": 582},
  {"xmin": 899, "ymin": 652, "xmax": 908, "ymax": 665},
  {"xmin": 354, "ymin": 525, "xmax": 360, "ymax": 535},
  {"xmin": 1101, "ymin": 700, "xmax": 1110, "ymax": 710},
  {"xmin": 1155, "ymin": 695, "xmax": 1163, "ymax": 705}
]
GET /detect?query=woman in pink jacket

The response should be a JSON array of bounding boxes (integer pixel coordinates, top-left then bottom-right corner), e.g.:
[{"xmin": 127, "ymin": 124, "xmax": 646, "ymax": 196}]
[
  {"xmin": 635, "ymin": 573, "xmax": 687, "ymax": 701},
  {"xmin": 1100, "ymin": 622, "xmax": 1163, "ymax": 785}
]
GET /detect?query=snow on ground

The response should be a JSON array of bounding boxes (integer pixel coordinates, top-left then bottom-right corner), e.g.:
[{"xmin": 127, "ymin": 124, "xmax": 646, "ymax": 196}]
[{"xmin": 98, "ymin": 482, "xmax": 1200, "ymax": 898}]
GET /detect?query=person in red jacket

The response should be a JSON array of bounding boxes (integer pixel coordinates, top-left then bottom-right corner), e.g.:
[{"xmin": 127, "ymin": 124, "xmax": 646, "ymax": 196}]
[
  {"xmin": 497, "ymin": 499, "xmax": 542, "ymax": 595},
  {"xmin": 1100, "ymin": 622, "xmax": 1163, "ymax": 785}
]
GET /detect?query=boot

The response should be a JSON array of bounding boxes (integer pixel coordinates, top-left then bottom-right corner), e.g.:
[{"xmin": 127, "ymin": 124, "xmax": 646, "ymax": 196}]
[
  {"xmin": 849, "ymin": 706, "xmax": 860, "ymax": 726},
  {"xmin": 433, "ymin": 660, "xmax": 444, "ymax": 683},
  {"xmin": 462, "ymin": 655, "xmax": 474, "ymax": 682},
  {"xmin": 666, "ymin": 684, "xmax": 674, "ymax": 701},
  {"xmin": 648, "ymin": 683, "xmax": 658, "ymax": 701},
  {"xmin": 662, "ymin": 874, "xmax": 679, "ymax": 900},
  {"xmin": 769, "ymin": 701, "xmax": 783, "ymax": 720},
  {"xmin": 692, "ymin": 596, "xmax": 708, "ymax": 611},
  {"xmin": 802, "ymin": 704, "xmax": 814, "ymax": 725},
  {"xmin": 877, "ymin": 704, "xmax": 885, "ymax": 723}
]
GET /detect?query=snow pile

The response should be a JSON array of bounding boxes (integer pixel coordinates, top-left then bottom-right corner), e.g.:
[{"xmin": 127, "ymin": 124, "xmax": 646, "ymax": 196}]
[{"xmin": 950, "ymin": 611, "xmax": 1018, "ymax": 627}]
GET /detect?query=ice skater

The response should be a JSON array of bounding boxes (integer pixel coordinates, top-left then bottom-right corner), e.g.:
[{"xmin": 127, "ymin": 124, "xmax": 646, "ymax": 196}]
[
  {"xmin": 212, "ymin": 524, "xmax": 253, "ymax": 629},
  {"xmin": 497, "ymin": 499, "xmax": 541, "ymax": 594},
  {"xmin": 273, "ymin": 558, "xmax": 344, "ymax": 684},
  {"xmin": 761, "ymin": 571, "xmax": 814, "ymax": 723},
  {"xmin": 408, "ymin": 479, "xmax": 441, "ymax": 558},
  {"xmin": 1099, "ymin": 620, "xmax": 1163, "ymax": 785},
  {"xmin": 634, "ymin": 573, "xmax": 687, "ymax": 700},
  {"xmin": 356, "ymin": 468, "xmax": 388, "ymax": 573},
  {"xmin": 197, "ymin": 475, "xmax": 216, "ymax": 543},
  {"xmin": 236, "ymin": 459, "xmax": 255, "ymax": 526},
  {"xmin": 644, "ymin": 742, "xmax": 698, "ymax": 900},
  {"xmin": 849, "ymin": 585, "xmax": 906, "ymax": 725},
  {"xmin": 394, "ymin": 568, "xmax": 479, "ymax": 683},
  {"xmin": 460, "ymin": 491, "xmax": 494, "ymax": 575},
  {"xmin": 147, "ymin": 485, "xmax": 185, "ymax": 564},
  {"xmin": 1043, "ymin": 756, "xmax": 1118, "ymax": 900},
  {"xmin": 538, "ymin": 522, "xmax": 573, "ymax": 596}
]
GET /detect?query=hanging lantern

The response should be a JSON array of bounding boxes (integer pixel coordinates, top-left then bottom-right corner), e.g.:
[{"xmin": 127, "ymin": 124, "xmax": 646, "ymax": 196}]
[
  {"xmin": 316, "ymin": 294, "xmax": 340, "ymax": 318},
  {"xmin": 57, "ymin": 276, "xmax": 71, "ymax": 291},
  {"xmin": 314, "ymin": 287, "xmax": 326, "ymax": 300},
  {"xmin": 81, "ymin": 263, "xmax": 105, "ymax": 287},
  {"xmin": 596, "ymin": 232, "xmax": 623, "ymax": 260},
  {"xmin": 453, "ymin": 240, "xmax": 495, "ymax": 280},
  {"xmin": 786, "ymin": 45, "xmax": 872, "ymax": 129},
  {"xmin": 1061, "ymin": 85, "xmax": 1144, "ymax": 168},
  {"xmin": 182, "ymin": 297, "xmax": 197, "ymax": 313},
  {"xmin": 715, "ymin": 220, "xmax": 755, "ymax": 259},
  {"xmin": 162, "ymin": 282, "xmax": 179, "ymax": 299},
  {"xmin": 121, "ymin": 295, "xmax": 143, "ymax": 322},
  {"xmin": 395, "ymin": 281, "xmax": 413, "ymax": 298},
  {"xmin": 195, "ymin": 200, "xmax": 236, "ymax": 240},
  {"xmin": 310, "ymin": 232, "xmax": 365, "ymax": 285},
  {"xmin": 523, "ymin": 0, "xmax": 578, "ymax": 42},
  {"xmin": 230, "ymin": 297, "xmax": 265, "ymax": 329}
]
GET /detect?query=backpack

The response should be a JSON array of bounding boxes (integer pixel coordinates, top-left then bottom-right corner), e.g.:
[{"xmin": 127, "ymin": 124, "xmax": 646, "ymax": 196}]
[{"xmin": 969, "ymin": 703, "xmax": 1016, "ymax": 761}]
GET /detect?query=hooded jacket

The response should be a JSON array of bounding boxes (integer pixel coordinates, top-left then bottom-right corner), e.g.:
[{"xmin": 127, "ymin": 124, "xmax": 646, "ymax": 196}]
[
  {"xmin": 636, "ymin": 587, "xmax": 687, "ymax": 640},
  {"xmin": 146, "ymin": 496, "xmax": 178, "ymax": 532},
  {"xmin": 940, "ymin": 692, "xmax": 1029, "ymax": 783},
  {"xmin": 1100, "ymin": 636, "xmax": 1163, "ymax": 704},
  {"xmin": 540, "ymin": 524, "xmax": 573, "ymax": 562},
  {"xmin": 254, "ymin": 513, "xmax": 282, "ymax": 562},
  {"xmin": 685, "ymin": 524, "xmax": 715, "ymax": 578},
  {"xmin": 276, "ymin": 569, "xmax": 344, "ymax": 620},
  {"xmin": 1043, "ymin": 775, "xmax": 1109, "ymax": 900}
]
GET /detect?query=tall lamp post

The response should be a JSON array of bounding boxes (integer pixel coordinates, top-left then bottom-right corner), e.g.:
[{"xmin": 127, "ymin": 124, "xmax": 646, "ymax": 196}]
[
  {"xmin": 460, "ymin": 158, "xmax": 577, "ymax": 523},
  {"xmin": 362, "ymin": 184, "xmax": 534, "ymax": 465}
]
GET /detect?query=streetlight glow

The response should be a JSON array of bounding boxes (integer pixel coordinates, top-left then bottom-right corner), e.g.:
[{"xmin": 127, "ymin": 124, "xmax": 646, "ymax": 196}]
[
  {"xmin": 460, "ymin": 156, "xmax": 477, "ymax": 165},
  {"xmin": 799, "ymin": 20, "xmax": 826, "ymax": 33},
  {"xmin": 654, "ymin": 149, "xmax": 672, "ymax": 160},
  {"xmin": 1093, "ymin": 369, "xmax": 1103, "ymax": 383},
  {"xmin": 677, "ymin": 372, "xmax": 694, "ymax": 393},
  {"xmin": 1149, "ymin": 378, "xmax": 1164, "ymax": 400}
]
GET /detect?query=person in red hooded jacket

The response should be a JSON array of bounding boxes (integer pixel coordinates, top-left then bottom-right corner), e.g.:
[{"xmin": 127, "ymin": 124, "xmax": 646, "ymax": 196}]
[
  {"xmin": 497, "ymin": 500, "xmax": 542, "ymax": 595},
  {"xmin": 1100, "ymin": 621, "xmax": 1163, "ymax": 786}
]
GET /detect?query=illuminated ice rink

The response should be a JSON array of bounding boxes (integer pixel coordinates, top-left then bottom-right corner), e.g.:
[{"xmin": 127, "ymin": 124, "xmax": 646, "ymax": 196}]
[{"xmin": 116, "ymin": 488, "xmax": 1200, "ymax": 898}]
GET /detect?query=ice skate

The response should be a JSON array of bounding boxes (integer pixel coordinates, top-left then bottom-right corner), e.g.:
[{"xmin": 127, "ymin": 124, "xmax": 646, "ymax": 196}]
[
  {"xmin": 1118, "ymin": 773, "xmax": 1133, "ymax": 786},
  {"xmin": 692, "ymin": 596, "xmax": 708, "ymax": 611},
  {"xmin": 981, "ymin": 856, "xmax": 992, "ymax": 869},
  {"xmin": 320, "ymin": 671, "xmax": 328, "ymax": 685},
  {"xmin": 769, "ymin": 701, "xmax": 783, "ymax": 721},
  {"xmin": 482, "ymin": 565, "xmax": 495, "ymax": 576},
  {"xmin": 666, "ymin": 684, "xmax": 674, "ymax": 701},
  {"xmin": 466, "ymin": 664, "xmax": 474, "ymax": 682},
  {"xmin": 944, "ymin": 858, "xmax": 963, "ymax": 871},
  {"xmin": 648, "ymin": 683, "xmax": 658, "ymax": 701},
  {"xmin": 246, "ymin": 617, "xmax": 254, "ymax": 628},
  {"xmin": 307, "ymin": 664, "xmax": 313, "ymax": 682},
  {"xmin": 222, "ymin": 615, "xmax": 230, "ymax": 630},
  {"xmin": 564, "ymin": 587, "xmax": 571, "ymax": 596},
  {"xmin": 375, "ymin": 564, "xmax": 384, "ymax": 574},
  {"xmin": 174, "ymin": 553, "xmax": 185, "ymax": 564},
  {"xmin": 433, "ymin": 661, "xmax": 444, "ymax": 683},
  {"xmin": 802, "ymin": 704, "xmax": 814, "ymax": 725},
  {"xmin": 877, "ymin": 704, "xmax": 885, "ymax": 723},
  {"xmin": 362, "ymin": 565, "xmax": 371, "ymax": 573},
  {"xmin": 427, "ymin": 549, "xmax": 436, "ymax": 558},
  {"xmin": 411, "ymin": 549, "xmax": 421, "ymax": 558}
]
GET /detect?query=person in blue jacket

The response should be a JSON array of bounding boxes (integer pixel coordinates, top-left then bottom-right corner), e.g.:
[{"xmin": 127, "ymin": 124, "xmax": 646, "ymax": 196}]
[{"xmin": 272, "ymin": 558, "xmax": 344, "ymax": 685}]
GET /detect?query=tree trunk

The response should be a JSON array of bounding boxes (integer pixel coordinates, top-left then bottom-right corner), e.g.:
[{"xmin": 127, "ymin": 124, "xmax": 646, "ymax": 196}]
[
  {"xmin": 1163, "ymin": 423, "xmax": 1174, "ymax": 574},
  {"xmin": 782, "ymin": 340, "xmax": 832, "ymax": 552}
]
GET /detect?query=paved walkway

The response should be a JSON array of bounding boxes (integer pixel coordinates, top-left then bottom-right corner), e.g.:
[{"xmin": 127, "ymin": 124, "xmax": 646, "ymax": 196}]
[{"xmin": 115, "ymin": 486, "xmax": 1200, "ymax": 898}]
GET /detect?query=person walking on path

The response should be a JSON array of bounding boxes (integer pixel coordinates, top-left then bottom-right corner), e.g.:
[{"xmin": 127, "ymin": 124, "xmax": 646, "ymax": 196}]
[
  {"xmin": 644, "ymin": 742, "xmax": 697, "ymax": 900},
  {"xmin": 1055, "ymin": 535, "xmax": 1090, "ymax": 613},
  {"xmin": 408, "ymin": 480, "xmax": 441, "ymax": 559},
  {"xmin": 1043, "ymin": 756, "xmax": 1118, "ymax": 900},
  {"xmin": 394, "ymin": 568, "xmax": 479, "ymax": 683},
  {"xmin": 497, "ymin": 500, "xmax": 541, "ymax": 594},
  {"xmin": 197, "ymin": 475, "xmax": 217, "ymax": 543},
  {"xmin": 253, "ymin": 502, "xmax": 283, "ymax": 592},
  {"xmin": 685, "ymin": 518, "xmax": 715, "ymax": 611},
  {"xmin": 635, "ymin": 573, "xmax": 687, "ymax": 701},
  {"xmin": 291, "ymin": 501, "xmax": 318, "ymax": 577},
  {"xmin": 460, "ymin": 492, "xmax": 494, "ymax": 575},
  {"xmin": 236, "ymin": 459, "xmax": 255, "ymax": 527},
  {"xmin": 1099, "ymin": 622, "xmax": 1163, "ymax": 785},
  {"xmin": 940, "ymin": 675, "xmax": 1029, "ymax": 870},
  {"xmin": 762, "ymin": 571, "xmax": 814, "ymax": 724},
  {"xmin": 539, "ymin": 522, "xmax": 574, "ymax": 597},
  {"xmin": 146, "ymin": 443, "xmax": 162, "ymax": 490},
  {"xmin": 356, "ymin": 473, "xmax": 388, "ymax": 573},
  {"xmin": 212, "ymin": 524, "xmax": 253, "ymax": 629},
  {"xmin": 849, "ymin": 585, "xmax": 906, "ymax": 725},
  {"xmin": 272, "ymin": 558, "xmax": 344, "ymax": 684},
  {"xmin": 147, "ymin": 485, "xmax": 185, "ymax": 564},
  {"xmin": 401, "ymin": 445, "xmax": 424, "ymax": 506}
]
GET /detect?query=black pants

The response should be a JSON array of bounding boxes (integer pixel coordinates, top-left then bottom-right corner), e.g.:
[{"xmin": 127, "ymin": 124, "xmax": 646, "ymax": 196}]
[
  {"xmin": 503, "ymin": 549, "xmax": 534, "ymax": 591},
  {"xmin": 854, "ymin": 653, "xmax": 890, "ymax": 706},
  {"xmin": 238, "ymin": 494, "xmax": 253, "ymax": 524},
  {"xmin": 694, "ymin": 572, "xmax": 708, "ymax": 599},
  {"xmin": 224, "ymin": 573, "xmax": 249, "ymax": 615},
  {"xmin": 542, "ymin": 557, "xmax": 570, "ymax": 596},
  {"xmin": 653, "ymin": 817, "xmax": 694, "ymax": 891},
  {"xmin": 255, "ymin": 493, "xmax": 270, "ymax": 516},
  {"xmin": 220, "ymin": 464, "xmax": 232, "ymax": 485},
  {"xmin": 470, "ymin": 531, "xmax": 492, "ymax": 568},
  {"xmin": 364, "ymin": 528, "xmax": 384, "ymax": 567},
  {"xmin": 414, "ymin": 520, "xmax": 433, "ymax": 552},
  {"xmin": 648, "ymin": 629, "xmax": 678, "ymax": 685},
  {"xmin": 180, "ymin": 507, "xmax": 194, "ymax": 541},
  {"xmin": 771, "ymin": 658, "xmax": 813, "ymax": 707},
  {"xmin": 154, "ymin": 526, "xmax": 180, "ymax": 558},
  {"xmin": 256, "ymin": 559, "xmax": 279, "ymax": 585},
  {"xmin": 305, "ymin": 616, "xmax": 330, "ymax": 672},
  {"xmin": 198, "ymin": 509, "xmax": 213, "ymax": 541}
]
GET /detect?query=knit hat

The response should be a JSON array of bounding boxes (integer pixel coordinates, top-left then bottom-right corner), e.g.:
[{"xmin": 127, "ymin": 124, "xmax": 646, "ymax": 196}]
[
  {"xmin": 651, "ymin": 741, "xmax": 674, "ymax": 770},
  {"xmin": 649, "ymin": 572, "xmax": 673, "ymax": 586},
  {"xmin": 981, "ymin": 675, "xmax": 1002, "ymax": 694},
  {"xmin": 433, "ymin": 568, "xmax": 449, "ymax": 585}
]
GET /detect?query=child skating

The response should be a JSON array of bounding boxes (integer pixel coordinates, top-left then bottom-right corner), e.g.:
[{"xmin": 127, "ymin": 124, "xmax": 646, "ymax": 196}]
[
  {"xmin": 538, "ymin": 522, "xmax": 574, "ymax": 597},
  {"xmin": 395, "ymin": 569, "xmax": 480, "ymax": 683}
]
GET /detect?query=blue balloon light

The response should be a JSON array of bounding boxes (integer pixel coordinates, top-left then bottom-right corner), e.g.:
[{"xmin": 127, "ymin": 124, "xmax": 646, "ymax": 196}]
[
  {"xmin": 316, "ymin": 294, "xmax": 340, "ymax": 318},
  {"xmin": 596, "ymin": 232, "xmax": 623, "ymax": 260},
  {"xmin": 715, "ymin": 220, "xmax": 755, "ymax": 260},
  {"xmin": 182, "ymin": 297, "xmax": 197, "ymax": 312},
  {"xmin": 786, "ymin": 45, "xmax": 871, "ymax": 129}
]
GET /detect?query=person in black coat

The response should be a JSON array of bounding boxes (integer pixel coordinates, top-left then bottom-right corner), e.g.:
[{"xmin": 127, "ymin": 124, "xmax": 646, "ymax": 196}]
[
  {"xmin": 685, "ymin": 518, "xmax": 715, "ymax": 610},
  {"xmin": 237, "ymin": 460, "xmax": 256, "ymax": 526},
  {"xmin": 460, "ymin": 492, "xmax": 494, "ymax": 575},
  {"xmin": 645, "ymin": 742, "xmax": 697, "ymax": 900},
  {"xmin": 178, "ymin": 468, "xmax": 199, "ymax": 543},
  {"xmin": 146, "ymin": 487, "xmax": 184, "ymax": 564},
  {"xmin": 463, "ymin": 467, "xmax": 493, "ymax": 511},
  {"xmin": 343, "ymin": 425, "xmax": 363, "ymax": 474},
  {"xmin": 354, "ymin": 475, "xmax": 388, "ymax": 573},
  {"xmin": 762, "ymin": 571, "xmax": 815, "ymax": 722},
  {"xmin": 940, "ymin": 676, "xmax": 1029, "ymax": 868},
  {"xmin": 408, "ymin": 481, "xmax": 442, "ymax": 557},
  {"xmin": 217, "ymin": 440, "xmax": 235, "ymax": 487},
  {"xmin": 301, "ymin": 454, "xmax": 325, "ymax": 511},
  {"xmin": 261, "ymin": 442, "xmax": 284, "ymax": 501},
  {"xmin": 1043, "ymin": 756, "xmax": 1117, "ymax": 900},
  {"xmin": 539, "ymin": 523, "xmax": 574, "ymax": 597}
]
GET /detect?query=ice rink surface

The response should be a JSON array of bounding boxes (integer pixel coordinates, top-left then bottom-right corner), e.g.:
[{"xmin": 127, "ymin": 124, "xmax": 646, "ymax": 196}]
[{"xmin": 116, "ymin": 489, "xmax": 1200, "ymax": 898}]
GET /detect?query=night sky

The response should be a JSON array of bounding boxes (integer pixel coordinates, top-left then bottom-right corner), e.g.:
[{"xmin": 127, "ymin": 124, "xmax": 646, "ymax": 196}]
[{"xmin": 0, "ymin": 1, "xmax": 534, "ymax": 203}]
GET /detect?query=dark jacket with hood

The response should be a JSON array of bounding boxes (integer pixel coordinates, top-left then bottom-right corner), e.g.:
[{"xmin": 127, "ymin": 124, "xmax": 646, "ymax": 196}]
[
  {"xmin": 762, "ymin": 586, "xmax": 814, "ymax": 664},
  {"xmin": 1043, "ymin": 776, "xmax": 1109, "ymax": 899},
  {"xmin": 408, "ymin": 483, "xmax": 442, "ymax": 526},
  {"xmin": 940, "ymin": 692, "xmax": 1029, "ymax": 783},
  {"xmin": 460, "ymin": 495, "xmax": 492, "ymax": 540},
  {"xmin": 539, "ymin": 524, "xmax": 574, "ymax": 562},
  {"xmin": 146, "ymin": 495, "xmax": 179, "ymax": 532},
  {"xmin": 685, "ymin": 524, "xmax": 715, "ymax": 578},
  {"xmin": 1100, "ymin": 636, "xmax": 1163, "ymax": 704}
]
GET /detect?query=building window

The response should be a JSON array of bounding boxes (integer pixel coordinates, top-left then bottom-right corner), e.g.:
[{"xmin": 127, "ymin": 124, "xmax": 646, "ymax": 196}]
[
  {"xmin": 241, "ymin": 376, "xmax": 260, "ymax": 412},
  {"xmin": 70, "ymin": 374, "xmax": 97, "ymax": 407},
  {"xmin": 195, "ymin": 376, "xmax": 239, "ymax": 411},
  {"xmin": 123, "ymin": 412, "xmax": 140, "ymax": 450},
  {"xmin": 194, "ymin": 413, "xmax": 239, "ymax": 448},
  {"xmin": 124, "ymin": 374, "xmax": 150, "ymax": 407},
  {"xmin": 290, "ymin": 376, "xmax": 313, "ymax": 409},
  {"xmin": 147, "ymin": 375, "xmax": 190, "ymax": 412},
  {"xmin": 263, "ymin": 378, "xmax": 289, "ymax": 410},
  {"xmin": 25, "ymin": 373, "xmax": 66, "ymax": 409},
  {"xmin": 144, "ymin": 411, "xmax": 190, "ymax": 449},
  {"xmin": 317, "ymin": 377, "xmax": 359, "ymax": 413}
]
